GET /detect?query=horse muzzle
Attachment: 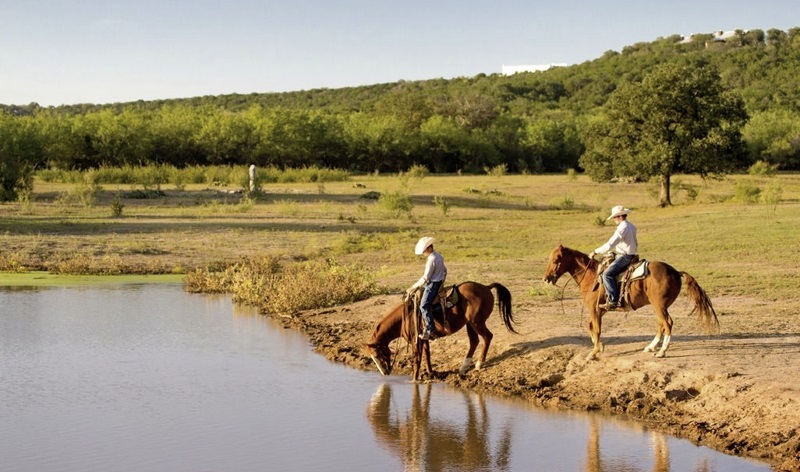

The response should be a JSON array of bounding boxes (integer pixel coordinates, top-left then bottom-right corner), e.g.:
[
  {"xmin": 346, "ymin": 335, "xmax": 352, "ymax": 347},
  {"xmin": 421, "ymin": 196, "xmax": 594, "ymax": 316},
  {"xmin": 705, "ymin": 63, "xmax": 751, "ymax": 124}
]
[{"xmin": 370, "ymin": 355, "xmax": 390, "ymax": 376}]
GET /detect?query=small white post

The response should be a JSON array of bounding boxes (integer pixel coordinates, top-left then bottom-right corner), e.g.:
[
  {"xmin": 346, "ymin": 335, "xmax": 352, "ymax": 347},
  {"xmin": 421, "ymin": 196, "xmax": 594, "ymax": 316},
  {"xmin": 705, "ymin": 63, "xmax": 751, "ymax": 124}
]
[{"xmin": 248, "ymin": 164, "xmax": 256, "ymax": 193}]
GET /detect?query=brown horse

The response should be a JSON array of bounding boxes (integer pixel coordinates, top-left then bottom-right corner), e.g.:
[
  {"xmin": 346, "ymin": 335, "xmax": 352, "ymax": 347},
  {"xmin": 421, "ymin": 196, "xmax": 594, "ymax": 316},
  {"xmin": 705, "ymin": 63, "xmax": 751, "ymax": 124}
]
[
  {"xmin": 542, "ymin": 245, "xmax": 719, "ymax": 360},
  {"xmin": 366, "ymin": 281, "xmax": 516, "ymax": 380}
]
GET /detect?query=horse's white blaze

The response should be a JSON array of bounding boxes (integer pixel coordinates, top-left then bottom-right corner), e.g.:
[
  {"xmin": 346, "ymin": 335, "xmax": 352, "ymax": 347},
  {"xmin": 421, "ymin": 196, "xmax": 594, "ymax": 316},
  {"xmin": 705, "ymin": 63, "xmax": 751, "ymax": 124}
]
[{"xmin": 371, "ymin": 355, "xmax": 386, "ymax": 376}]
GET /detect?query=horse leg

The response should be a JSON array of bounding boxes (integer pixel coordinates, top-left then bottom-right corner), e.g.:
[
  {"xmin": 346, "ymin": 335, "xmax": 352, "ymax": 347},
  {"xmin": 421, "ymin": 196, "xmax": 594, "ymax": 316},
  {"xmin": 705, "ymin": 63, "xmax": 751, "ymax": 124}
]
[
  {"xmin": 586, "ymin": 309, "xmax": 604, "ymax": 361},
  {"xmin": 474, "ymin": 324, "xmax": 493, "ymax": 371},
  {"xmin": 412, "ymin": 340, "xmax": 422, "ymax": 382},
  {"xmin": 459, "ymin": 324, "xmax": 479, "ymax": 375},
  {"xmin": 423, "ymin": 341, "xmax": 433, "ymax": 376},
  {"xmin": 644, "ymin": 305, "xmax": 674, "ymax": 357}
]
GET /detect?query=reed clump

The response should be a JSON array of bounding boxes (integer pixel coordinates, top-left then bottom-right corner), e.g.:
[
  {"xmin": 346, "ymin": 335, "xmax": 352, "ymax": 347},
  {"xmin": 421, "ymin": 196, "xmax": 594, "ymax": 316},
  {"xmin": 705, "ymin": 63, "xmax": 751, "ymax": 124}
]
[{"xmin": 184, "ymin": 256, "xmax": 385, "ymax": 315}]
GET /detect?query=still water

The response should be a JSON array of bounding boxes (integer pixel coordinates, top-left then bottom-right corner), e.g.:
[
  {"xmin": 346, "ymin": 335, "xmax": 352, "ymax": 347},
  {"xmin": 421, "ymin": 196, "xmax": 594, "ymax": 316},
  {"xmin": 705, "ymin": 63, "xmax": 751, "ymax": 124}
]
[{"xmin": 0, "ymin": 284, "xmax": 768, "ymax": 472}]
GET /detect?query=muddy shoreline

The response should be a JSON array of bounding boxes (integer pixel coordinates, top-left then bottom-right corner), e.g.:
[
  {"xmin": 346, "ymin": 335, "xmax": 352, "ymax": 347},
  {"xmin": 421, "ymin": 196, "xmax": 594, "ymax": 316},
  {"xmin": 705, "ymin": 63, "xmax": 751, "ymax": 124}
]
[{"xmin": 275, "ymin": 294, "xmax": 799, "ymax": 471}]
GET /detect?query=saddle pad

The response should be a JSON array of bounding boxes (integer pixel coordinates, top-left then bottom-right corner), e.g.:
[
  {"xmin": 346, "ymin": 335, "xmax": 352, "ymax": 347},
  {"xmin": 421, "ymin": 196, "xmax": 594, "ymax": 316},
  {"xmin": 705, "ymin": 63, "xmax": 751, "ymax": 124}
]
[
  {"xmin": 614, "ymin": 260, "xmax": 649, "ymax": 282},
  {"xmin": 630, "ymin": 260, "xmax": 649, "ymax": 280}
]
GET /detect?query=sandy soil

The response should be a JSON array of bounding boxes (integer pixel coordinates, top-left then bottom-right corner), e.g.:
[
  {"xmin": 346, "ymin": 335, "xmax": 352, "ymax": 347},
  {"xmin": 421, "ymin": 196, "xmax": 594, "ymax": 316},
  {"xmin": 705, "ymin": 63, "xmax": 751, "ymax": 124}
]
[{"xmin": 274, "ymin": 291, "xmax": 800, "ymax": 471}]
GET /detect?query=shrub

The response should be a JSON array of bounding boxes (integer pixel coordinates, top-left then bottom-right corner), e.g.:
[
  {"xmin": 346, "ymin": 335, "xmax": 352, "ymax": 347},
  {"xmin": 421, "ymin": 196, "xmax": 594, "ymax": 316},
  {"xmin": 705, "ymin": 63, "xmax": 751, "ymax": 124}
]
[
  {"xmin": 733, "ymin": 179, "xmax": 761, "ymax": 203},
  {"xmin": 748, "ymin": 160, "xmax": 778, "ymax": 176},
  {"xmin": 406, "ymin": 164, "xmax": 429, "ymax": 179},
  {"xmin": 485, "ymin": 164, "xmax": 507, "ymax": 177},
  {"xmin": 761, "ymin": 182, "xmax": 783, "ymax": 211},
  {"xmin": 183, "ymin": 257, "xmax": 382, "ymax": 315},
  {"xmin": 378, "ymin": 191, "xmax": 413, "ymax": 218}
]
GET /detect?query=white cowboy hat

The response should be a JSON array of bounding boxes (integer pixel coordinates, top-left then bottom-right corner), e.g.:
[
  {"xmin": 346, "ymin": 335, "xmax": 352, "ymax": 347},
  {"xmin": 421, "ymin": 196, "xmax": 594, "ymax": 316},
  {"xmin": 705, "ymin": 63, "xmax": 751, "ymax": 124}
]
[
  {"xmin": 606, "ymin": 205, "xmax": 631, "ymax": 220},
  {"xmin": 414, "ymin": 237, "xmax": 435, "ymax": 255}
]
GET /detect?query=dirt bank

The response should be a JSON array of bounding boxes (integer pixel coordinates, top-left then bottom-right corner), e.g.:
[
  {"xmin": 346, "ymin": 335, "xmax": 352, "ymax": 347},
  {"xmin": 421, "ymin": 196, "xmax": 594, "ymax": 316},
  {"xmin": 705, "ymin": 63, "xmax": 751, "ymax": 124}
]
[{"xmin": 275, "ymin": 292, "xmax": 800, "ymax": 471}]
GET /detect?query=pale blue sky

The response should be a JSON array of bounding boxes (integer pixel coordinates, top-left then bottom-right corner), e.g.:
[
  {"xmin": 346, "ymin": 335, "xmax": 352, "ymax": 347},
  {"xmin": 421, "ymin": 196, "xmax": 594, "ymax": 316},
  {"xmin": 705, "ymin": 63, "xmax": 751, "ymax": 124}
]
[{"xmin": 1, "ymin": 0, "xmax": 797, "ymax": 106}]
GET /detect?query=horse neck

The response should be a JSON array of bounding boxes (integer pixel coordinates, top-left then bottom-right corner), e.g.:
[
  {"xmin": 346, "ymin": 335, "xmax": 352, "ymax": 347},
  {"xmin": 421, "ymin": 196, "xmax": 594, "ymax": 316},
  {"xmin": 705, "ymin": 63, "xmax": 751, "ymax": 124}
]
[
  {"xmin": 566, "ymin": 250, "xmax": 597, "ymax": 292},
  {"xmin": 371, "ymin": 305, "xmax": 404, "ymax": 347}
]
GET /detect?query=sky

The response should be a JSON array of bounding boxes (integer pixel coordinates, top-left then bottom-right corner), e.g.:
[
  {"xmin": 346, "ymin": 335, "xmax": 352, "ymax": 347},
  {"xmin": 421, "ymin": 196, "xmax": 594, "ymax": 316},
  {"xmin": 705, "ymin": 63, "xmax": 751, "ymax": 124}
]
[{"xmin": 1, "ymin": 0, "xmax": 798, "ymax": 107}]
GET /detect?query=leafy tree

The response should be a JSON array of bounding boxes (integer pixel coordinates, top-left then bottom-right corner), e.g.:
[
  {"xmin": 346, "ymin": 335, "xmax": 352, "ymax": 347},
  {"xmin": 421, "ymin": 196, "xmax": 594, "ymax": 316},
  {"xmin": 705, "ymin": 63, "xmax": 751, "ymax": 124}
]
[
  {"xmin": 0, "ymin": 113, "xmax": 42, "ymax": 201},
  {"xmin": 743, "ymin": 110, "xmax": 800, "ymax": 169},
  {"xmin": 580, "ymin": 63, "xmax": 749, "ymax": 206}
]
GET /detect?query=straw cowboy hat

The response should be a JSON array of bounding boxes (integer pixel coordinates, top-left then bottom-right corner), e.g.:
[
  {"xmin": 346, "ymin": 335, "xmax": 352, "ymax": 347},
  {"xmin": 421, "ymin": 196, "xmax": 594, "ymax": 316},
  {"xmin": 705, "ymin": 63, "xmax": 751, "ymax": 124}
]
[
  {"xmin": 414, "ymin": 237, "xmax": 435, "ymax": 255},
  {"xmin": 606, "ymin": 205, "xmax": 632, "ymax": 220}
]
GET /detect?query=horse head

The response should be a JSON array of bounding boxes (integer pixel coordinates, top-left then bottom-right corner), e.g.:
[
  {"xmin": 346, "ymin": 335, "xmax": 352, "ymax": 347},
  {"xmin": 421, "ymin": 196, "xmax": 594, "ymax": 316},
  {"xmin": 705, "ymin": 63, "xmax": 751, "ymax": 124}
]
[
  {"xmin": 366, "ymin": 341, "xmax": 393, "ymax": 375},
  {"xmin": 543, "ymin": 244, "xmax": 568, "ymax": 284}
]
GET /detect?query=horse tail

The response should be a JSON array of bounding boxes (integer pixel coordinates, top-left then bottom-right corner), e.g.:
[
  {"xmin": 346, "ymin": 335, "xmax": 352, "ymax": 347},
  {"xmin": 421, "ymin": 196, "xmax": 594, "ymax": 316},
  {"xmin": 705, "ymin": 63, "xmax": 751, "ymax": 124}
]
[
  {"xmin": 488, "ymin": 283, "xmax": 518, "ymax": 334},
  {"xmin": 680, "ymin": 272, "xmax": 720, "ymax": 334}
]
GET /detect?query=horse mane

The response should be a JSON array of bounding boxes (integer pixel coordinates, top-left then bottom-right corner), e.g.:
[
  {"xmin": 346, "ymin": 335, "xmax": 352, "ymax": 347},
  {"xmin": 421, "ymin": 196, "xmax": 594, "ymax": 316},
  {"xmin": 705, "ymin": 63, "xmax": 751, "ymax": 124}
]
[
  {"xmin": 370, "ymin": 301, "xmax": 406, "ymax": 346},
  {"xmin": 561, "ymin": 246, "xmax": 597, "ymax": 274}
]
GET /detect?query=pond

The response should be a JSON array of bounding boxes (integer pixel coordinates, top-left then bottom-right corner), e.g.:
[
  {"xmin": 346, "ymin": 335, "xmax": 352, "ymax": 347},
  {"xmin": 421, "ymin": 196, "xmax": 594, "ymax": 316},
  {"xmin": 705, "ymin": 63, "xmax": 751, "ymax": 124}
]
[{"xmin": 0, "ymin": 284, "xmax": 769, "ymax": 471}]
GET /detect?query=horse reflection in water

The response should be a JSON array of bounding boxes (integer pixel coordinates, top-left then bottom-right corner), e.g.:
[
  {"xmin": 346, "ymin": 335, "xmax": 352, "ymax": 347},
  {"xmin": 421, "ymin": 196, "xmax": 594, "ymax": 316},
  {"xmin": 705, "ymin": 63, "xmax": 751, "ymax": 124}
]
[
  {"xmin": 366, "ymin": 383, "xmax": 512, "ymax": 471},
  {"xmin": 584, "ymin": 416, "xmax": 672, "ymax": 472}
]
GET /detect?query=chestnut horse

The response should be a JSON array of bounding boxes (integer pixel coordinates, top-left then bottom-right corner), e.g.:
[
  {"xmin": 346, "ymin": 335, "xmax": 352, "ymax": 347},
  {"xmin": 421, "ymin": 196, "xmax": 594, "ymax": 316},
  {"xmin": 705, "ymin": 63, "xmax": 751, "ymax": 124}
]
[
  {"xmin": 366, "ymin": 281, "xmax": 516, "ymax": 380},
  {"xmin": 542, "ymin": 245, "xmax": 719, "ymax": 360}
]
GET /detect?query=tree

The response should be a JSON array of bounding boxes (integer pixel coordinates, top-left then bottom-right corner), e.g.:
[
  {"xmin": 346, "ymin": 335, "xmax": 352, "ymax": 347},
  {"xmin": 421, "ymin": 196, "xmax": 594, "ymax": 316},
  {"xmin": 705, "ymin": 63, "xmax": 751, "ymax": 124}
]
[
  {"xmin": 0, "ymin": 113, "xmax": 43, "ymax": 201},
  {"xmin": 580, "ymin": 63, "xmax": 749, "ymax": 206}
]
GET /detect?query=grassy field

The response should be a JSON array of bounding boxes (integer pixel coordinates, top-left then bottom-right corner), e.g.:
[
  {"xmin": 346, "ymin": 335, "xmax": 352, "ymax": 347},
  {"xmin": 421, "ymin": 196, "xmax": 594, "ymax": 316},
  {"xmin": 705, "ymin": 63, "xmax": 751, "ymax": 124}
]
[{"xmin": 1, "ymin": 172, "xmax": 798, "ymax": 307}]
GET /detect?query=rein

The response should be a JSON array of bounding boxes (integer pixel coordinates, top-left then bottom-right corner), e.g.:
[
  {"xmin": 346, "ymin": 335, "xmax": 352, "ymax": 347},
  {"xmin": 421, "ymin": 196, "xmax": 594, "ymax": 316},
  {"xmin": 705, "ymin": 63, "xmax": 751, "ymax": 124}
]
[{"xmin": 555, "ymin": 257, "xmax": 594, "ymax": 327}]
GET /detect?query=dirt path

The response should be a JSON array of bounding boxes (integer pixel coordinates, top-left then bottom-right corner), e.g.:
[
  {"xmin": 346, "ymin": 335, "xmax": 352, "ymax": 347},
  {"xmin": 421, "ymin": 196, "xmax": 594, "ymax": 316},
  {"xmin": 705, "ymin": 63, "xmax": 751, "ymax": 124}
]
[{"xmin": 275, "ymin": 292, "xmax": 800, "ymax": 471}]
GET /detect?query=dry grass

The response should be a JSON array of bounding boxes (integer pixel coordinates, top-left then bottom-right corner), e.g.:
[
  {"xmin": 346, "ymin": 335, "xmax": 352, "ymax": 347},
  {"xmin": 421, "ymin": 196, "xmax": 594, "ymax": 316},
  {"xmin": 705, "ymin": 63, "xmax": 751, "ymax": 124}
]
[{"xmin": 2, "ymin": 172, "xmax": 799, "ymax": 307}]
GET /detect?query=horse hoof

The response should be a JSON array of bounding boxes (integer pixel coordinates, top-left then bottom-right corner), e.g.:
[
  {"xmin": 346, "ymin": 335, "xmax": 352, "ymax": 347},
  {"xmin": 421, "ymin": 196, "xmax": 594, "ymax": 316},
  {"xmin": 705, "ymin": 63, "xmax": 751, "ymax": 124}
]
[
  {"xmin": 654, "ymin": 351, "xmax": 666, "ymax": 358},
  {"xmin": 585, "ymin": 354, "xmax": 598, "ymax": 361},
  {"xmin": 474, "ymin": 361, "xmax": 483, "ymax": 370}
]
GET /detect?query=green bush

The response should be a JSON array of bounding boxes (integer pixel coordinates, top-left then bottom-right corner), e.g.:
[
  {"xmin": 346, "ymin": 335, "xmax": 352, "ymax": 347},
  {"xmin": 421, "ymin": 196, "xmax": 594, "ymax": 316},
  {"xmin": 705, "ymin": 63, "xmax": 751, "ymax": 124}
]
[
  {"xmin": 378, "ymin": 191, "xmax": 413, "ymax": 218},
  {"xmin": 748, "ymin": 160, "xmax": 778, "ymax": 176},
  {"xmin": 733, "ymin": 179, "xmax": 761, "ymax": 203}
]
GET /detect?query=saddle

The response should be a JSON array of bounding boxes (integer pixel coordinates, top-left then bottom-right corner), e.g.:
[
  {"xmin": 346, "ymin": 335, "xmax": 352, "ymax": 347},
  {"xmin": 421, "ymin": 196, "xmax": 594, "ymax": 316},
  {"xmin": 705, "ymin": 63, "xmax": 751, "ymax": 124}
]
[
  {"xmin": 404, "ymin": 284, "xmax": 458, "ymax": 341},
  {"xmin": 596, "ymin": 255, "xmax": 649, "ymax": 309}
]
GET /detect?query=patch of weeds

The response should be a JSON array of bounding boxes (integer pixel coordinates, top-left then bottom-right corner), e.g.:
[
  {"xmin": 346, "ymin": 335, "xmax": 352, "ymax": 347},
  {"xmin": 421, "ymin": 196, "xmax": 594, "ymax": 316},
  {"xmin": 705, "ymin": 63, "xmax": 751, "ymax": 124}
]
[
  {"xmin": 761, "ymin": 182, "xmax": 783, "ymax": 212},
  {"xmin": 566, "ymin": 168, "xmax": 578, "ymax": 181},
  {"xmin": 748, "ymin": 160, "xmax": 778, "ymax": 176},
  {"xmin": 111, "ymin": 192, "xmax": 125, "ymax": 217},
  {"xmin": 378, "ymin": 191, "xmax": 413, "ymax": 219},
  {"xmin": 550, "ymin": 196, "xmax": 575, "ymax": 210},
  {"xmin": 485, "ymin": 164, "xmax": 507, "ymax": 177},
  {"xmin": 433, "ymin": 195, "xmax": 450, "ymax": 217},
  {"xmin": 406, "ymin": 164, "xmax": 429, "ymax": 179},
  {"xmin": 733, "ymin": 179, "xmax": 761, "ymax": 204}
]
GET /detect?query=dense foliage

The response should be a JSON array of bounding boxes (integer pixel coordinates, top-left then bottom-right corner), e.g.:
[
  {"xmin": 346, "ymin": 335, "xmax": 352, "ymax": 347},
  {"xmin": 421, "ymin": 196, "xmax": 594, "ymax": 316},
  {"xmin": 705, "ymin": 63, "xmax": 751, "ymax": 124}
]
[
  {"xmin": 2, "ymin": 27, "xmax": 800, "ymax": 201},
  {"xmin": 580, "ymin": 63, "xmax": 750, "ymax": 206}
]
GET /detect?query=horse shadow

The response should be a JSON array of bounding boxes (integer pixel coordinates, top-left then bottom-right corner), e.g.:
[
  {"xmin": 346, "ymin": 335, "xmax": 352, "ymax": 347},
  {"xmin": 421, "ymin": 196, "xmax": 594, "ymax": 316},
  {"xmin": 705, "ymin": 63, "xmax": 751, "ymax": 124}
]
[{"xmin": 485, "ymin": 331, "xmax": 800, "ymax": 365}]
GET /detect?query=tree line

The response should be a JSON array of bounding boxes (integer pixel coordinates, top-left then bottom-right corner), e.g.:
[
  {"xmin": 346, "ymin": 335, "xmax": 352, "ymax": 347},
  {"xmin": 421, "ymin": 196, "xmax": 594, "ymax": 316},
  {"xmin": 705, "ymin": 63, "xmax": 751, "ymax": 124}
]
[{"xmin": 2, "ymin": 27, "xmax": 800, "ymax": 202}]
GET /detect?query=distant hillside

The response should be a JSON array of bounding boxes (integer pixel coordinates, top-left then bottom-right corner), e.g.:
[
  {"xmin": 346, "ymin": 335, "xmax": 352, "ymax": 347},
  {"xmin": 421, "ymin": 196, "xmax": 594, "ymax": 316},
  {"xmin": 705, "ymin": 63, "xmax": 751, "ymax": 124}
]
[{"xmin": 6, "ymin": 26, "xmax": 796, "ymax": 117}]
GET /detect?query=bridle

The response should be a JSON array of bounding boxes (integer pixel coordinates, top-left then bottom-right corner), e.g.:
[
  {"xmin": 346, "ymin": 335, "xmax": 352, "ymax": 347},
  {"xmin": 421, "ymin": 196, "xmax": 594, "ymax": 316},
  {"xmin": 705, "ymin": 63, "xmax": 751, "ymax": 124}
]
[{"xmin": 550, "ymin": 255, "xmax": 594, "ymax": 326}]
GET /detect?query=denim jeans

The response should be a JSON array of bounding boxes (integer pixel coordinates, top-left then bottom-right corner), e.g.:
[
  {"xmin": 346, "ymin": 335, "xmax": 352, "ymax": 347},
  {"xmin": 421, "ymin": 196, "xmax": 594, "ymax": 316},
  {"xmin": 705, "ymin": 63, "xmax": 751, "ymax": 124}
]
[
  {"xmin": 602, "ymin": 254, "xmax": 634, "ymax": 304},
  {"xmin": 420, "ymin": 280, "xmax": 442, "ymax": 334}
]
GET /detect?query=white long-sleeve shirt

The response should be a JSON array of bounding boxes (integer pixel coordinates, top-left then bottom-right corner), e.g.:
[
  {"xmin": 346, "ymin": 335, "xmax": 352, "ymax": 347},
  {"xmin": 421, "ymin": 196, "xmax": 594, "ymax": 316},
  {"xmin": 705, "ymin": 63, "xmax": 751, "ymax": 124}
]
[
  {"xmin": 411, "ymin": 251, "xmax": 447, "ymax": 290},
  {"xmin": 594, "ymin": 220, "xmax": 638, "ymax": 256}
]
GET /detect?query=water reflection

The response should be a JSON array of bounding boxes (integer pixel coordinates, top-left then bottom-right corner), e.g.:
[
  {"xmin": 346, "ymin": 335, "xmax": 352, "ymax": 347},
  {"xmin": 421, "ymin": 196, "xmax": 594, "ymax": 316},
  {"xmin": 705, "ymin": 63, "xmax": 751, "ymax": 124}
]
[
  {"xmin": 367, "ymin": 383, "xmax": 512, "ymax": 471},
  {"xmin": 366, "ymin": 384, "xmax": 757, "ymax": 472}
]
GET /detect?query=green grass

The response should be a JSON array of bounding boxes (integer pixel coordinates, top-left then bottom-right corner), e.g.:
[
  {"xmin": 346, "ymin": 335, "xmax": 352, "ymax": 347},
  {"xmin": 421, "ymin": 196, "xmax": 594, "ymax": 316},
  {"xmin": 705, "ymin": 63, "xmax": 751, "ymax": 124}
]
[{"xmin": 0, "ymin": 272, "xmax": 183, "ymax": 286}]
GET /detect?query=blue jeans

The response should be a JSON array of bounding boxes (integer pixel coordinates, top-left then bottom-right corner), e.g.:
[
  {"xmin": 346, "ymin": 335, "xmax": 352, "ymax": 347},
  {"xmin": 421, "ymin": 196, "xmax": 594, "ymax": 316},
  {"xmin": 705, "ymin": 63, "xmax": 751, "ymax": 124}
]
[
  {"xmin": 602, "ymin": 254, "xmax": 634, "ymax": 304},
  {"xmin": 420, "ymin": 281, "xmax": 442, "ymax": 334}
]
